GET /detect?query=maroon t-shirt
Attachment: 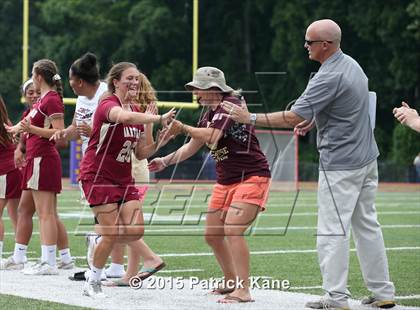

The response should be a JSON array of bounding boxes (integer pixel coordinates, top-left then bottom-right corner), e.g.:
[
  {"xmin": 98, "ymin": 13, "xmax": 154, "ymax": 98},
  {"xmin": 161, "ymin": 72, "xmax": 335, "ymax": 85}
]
[
  {"xmin": 80, "ymin": 95, "xmax": 144, "ymax": 185},
  {"xmin": 198, "ymin": 96, "xmax": 271, "ymax": 185},
  {"xmin": 26, "ymin": 91, "xmax": 64, "ymax": 159}
]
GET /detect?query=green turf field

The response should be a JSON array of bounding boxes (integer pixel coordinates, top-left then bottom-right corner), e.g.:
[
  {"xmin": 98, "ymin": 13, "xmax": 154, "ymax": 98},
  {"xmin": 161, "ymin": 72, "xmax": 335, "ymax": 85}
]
[{"xmin": 1, "ymin": 185, "xmax": 419, "ymax": 308}]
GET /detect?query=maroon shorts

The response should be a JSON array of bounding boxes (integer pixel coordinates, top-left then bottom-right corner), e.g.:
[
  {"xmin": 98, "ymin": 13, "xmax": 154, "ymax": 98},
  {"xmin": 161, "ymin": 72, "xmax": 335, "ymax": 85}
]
[
  {"xmin": 0, "ymin": 168, "xmax": 23, "ymax": 199},
  {"xmin": 81, "ymin": 178, "xmax": 140, "ymax": 207},
  {"xmin": 22, "ymin": 155, "xmax": 62, "ymax": 193}
]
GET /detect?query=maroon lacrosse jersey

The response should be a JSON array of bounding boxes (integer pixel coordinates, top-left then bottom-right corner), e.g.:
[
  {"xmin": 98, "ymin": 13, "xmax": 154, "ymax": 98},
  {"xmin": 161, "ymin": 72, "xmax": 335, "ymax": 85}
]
[
  {"xmin": 25, "ymin": 91, "xmax": 64, "ymax": 159},
  {"xmin": 80, "ymin": 95, "xmax": 144, "ymax": 185},
  {"xmin": 0, "ymin": 142, "xmax": 16, "ymax": 175},
  {"xmin": 198, "ymin": 96, "xmax": 271, "ymax": 185}
]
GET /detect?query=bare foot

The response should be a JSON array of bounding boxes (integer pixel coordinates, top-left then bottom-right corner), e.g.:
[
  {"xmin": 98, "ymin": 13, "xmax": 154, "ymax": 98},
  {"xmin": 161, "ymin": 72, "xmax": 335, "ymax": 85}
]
[{"xmin": 217, "ymin": 289, "xmax": 253, "ymax": 303}]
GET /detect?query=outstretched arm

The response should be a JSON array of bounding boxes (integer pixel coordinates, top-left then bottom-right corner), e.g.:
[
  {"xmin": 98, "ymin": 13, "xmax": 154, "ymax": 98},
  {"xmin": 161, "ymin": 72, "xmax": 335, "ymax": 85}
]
[
  {"xmin": 393, "ymin": 101, "xmax": 420, "ymax": 133},
  {"xmin": 148, "ymin": 138, "xmax": 204, "ymax": 172},
  {"xmin": 220, "ymin": 100, "xmax": 304, "ymax": 128}
]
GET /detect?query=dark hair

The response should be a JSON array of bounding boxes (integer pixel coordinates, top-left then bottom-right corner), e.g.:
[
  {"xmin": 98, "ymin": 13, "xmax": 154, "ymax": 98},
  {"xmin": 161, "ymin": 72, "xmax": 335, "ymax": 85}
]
[
  {"xmin": 106, "ymin": 62, "xmax": 137, "ymax": 93},
  {"xmin": 33, "ymin": 59, "xmax": 63, "ymax": 98},
  {"xmin": 0, "ymin": 96, "xmax": 12, "ymax": 146},
  {"xmin": 70, "ymin": 52, "xmax": 100, "ymax": 85}
]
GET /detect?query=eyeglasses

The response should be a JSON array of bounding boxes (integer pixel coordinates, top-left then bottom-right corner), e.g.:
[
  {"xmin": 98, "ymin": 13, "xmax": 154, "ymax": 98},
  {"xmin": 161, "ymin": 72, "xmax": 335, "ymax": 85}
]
[{"xmin": 305, "ymin": 40, "xmax": 333, "ymax": 46}]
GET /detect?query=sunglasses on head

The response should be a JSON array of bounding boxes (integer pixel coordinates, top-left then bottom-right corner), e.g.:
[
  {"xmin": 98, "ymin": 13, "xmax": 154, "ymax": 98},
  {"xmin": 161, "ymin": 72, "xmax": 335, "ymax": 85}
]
[{"xmin": 305, "ymin": 39, "xmax": 333, "ymax": 46}]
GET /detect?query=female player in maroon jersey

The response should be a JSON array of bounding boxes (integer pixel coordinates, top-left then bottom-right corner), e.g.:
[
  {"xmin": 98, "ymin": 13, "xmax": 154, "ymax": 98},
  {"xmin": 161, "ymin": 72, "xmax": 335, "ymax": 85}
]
[
  {"xmin": 0, "ymin": 96, "xmax": 22, "ymax": 265},
  {"xmin": 2, "ymin": 78, "xmax": 74, "ymax": 272},
  {"xmin": 79, "ymin": 62, "xmax": 175, "ymax": 297},
  {"xmin": 5, "ymin": 59, "xmax": 72, "ymax": 275}
]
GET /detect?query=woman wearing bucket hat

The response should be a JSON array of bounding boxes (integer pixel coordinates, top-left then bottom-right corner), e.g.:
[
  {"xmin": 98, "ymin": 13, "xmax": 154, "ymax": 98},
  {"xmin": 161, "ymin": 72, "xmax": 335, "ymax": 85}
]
[{"xmin": 149, "ymin": 66, "xmax": 271, "ymax": 304}]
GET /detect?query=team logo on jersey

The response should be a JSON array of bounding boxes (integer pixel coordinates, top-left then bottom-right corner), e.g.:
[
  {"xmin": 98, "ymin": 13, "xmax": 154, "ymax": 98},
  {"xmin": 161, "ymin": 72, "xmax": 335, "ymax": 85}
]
[{"xmin": 123, "ymin": 126, "xmax": 141, "ymax": 139}]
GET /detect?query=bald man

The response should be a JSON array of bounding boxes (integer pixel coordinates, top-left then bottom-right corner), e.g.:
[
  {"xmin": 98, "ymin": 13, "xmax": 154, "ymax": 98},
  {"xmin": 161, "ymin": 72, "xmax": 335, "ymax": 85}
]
[{"xmin": 221, "ymin": 19, "xmax": 396, "ymax": 309}]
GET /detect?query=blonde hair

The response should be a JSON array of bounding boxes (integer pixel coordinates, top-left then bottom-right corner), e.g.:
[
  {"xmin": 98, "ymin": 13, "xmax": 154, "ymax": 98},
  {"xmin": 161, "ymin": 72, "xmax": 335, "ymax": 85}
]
[{"xmin": 137, "ymin": 72, "xmax": 157, "ymax": 112}]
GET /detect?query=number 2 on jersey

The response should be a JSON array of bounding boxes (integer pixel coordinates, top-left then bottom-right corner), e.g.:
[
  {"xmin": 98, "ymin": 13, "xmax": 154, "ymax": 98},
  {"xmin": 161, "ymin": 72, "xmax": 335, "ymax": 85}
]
[{"xmin": 116, "ymin": 140, "xmax": 137, "ymax": 163}]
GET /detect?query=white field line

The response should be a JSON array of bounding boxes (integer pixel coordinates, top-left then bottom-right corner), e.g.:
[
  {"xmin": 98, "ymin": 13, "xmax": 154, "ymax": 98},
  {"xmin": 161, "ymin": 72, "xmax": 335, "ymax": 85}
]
[
  {"xmin": 260, "ymin": 211, "xmax": 420, "ymax": 217},
  {"xmin": 289, "ymin": 286, "xmax": 323, "ymax": 290},
  {"xmin": 24, "ymin": 247, "xmax": 420, "ymax": 261},
  {"xmin": 395, "ymin": 295, "xmax": 420, "ymax": 300},
  {"xmin": 4, "ymin": 210, "xmax": 419, "ymax": 222},
  {"xmin": 142, "ymin": 224, "xmax": 420, "ymax": 232},
  {"xmin": 2, "ymin": 251, "xmax": 36, "ymax": 256},
  {"xmin": 5, "ymin": 225, "xmax": 420, "ymax": 236}
]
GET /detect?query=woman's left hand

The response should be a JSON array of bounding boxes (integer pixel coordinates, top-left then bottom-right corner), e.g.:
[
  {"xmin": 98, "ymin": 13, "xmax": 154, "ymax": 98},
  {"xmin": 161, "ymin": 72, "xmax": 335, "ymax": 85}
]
[{"xmin": 145, "ymin": 102, "xmax": 158, "ymax": 115}]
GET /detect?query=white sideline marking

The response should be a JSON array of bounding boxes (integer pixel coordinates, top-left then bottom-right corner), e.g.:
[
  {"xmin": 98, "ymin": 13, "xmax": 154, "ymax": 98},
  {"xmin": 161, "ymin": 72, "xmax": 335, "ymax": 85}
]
[
  {"xmin": 23, "ymin": 247, "xmax": 420, "ymax": 261},
  {"xmin": 2, "ymin": 251, "xmax": 36, "ymax": 255},
  {"xmin": 4, "ymin": 224, "xmax": 420, "ymax": 236},
  {"xmin": 154, "ymin": 246, "xmax": 420, "ymax": 258},
  {"xmin": 261, "ymin": 211, "xmax": 420, "ymax": 217},
  {"xmin": 143, "ymin": 224, "xmax": 420, "ymax": 232},
  {"xmin": 289, "ymin": 286, "xmax": 323, "ymax": 290},
  {"xmin": 396, "ymin": 295, "xmax": 420, "ymax": 300},
  {"xmin": 3, "ymin": 210, "xmax": 419, "ymax": 223}
]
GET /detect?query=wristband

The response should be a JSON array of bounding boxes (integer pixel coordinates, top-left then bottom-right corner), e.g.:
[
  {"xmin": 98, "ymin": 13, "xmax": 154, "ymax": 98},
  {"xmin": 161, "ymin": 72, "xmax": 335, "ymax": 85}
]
[{"xmin": 161, "ymin": 157, "xmax": 168, "ymax": 167}]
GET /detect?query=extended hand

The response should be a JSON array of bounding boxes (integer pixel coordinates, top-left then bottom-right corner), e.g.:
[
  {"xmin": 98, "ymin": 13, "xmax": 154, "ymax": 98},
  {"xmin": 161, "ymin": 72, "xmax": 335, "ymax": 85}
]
[
  {"xmin": 49, "ymin": 129, "xmax": 66, "ymax": 141},
  {"xmin": 148, "ymin": 157, "xmax": 168, "ymax": 172},
  {"xmin": 393, "ymin": 101, "xmax": 419, "ymax": 127},
  {"xmin": 294, "ymin": 118, "xmax": 315, "ymax": 136},
  {"xmin": 160, "ymin": 108, "xmax": 177, "ymax": 127},
  {"xmin": 220, "ymin": 99, "xmax": 250, "ymax": 124},
  {"xmin": 76, "ymin": 122, "xmax": 92, "ymax": 137},
  {"xmin": 145, "ymin": 102, "xmax": 158, "ymax": 115}
]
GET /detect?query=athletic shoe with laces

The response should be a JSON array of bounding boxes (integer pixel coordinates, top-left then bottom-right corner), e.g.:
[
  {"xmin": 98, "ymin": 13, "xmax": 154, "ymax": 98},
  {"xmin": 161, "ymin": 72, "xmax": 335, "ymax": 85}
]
[
  {"xmin": 57, "ymin": 260, "xmax": 75, "ymax": 270},
  {"xmin": 0, "ymin": 256, "xmax": 25, "ymax": 270},
  {"xmin": 305, "ymin": 299, "xmax": 350, "ymax": 310},
  {"xmin": 361, "ymin": 296, "xmax": 396, "ymax": 308},
  {"xmin": 83, "ymin": 280, "xmax": 106, "ymax": 298},
  {"xmin": 23, "ymin": 261, "xmax": 58, "ymax": 275}
]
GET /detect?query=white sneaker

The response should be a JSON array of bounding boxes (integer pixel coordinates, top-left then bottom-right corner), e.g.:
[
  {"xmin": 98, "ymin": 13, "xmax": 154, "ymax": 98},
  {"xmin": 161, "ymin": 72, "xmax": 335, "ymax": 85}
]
[
  {"xmin": 0, "ymin": 256, "xmax": 25, "ymax": 270},
  {"xmin": 86, "ymin": 233, "xmax": 98, "ymax": 269},
  {"xmin": 83, "ymin": 280, "xmax": 106, "ymax": 298},
  {"xmin": 57, "ymin": 260, "xmax": 75, "ymax": 270},
  {"xmin": 23, "ymin": 261, "xmax": 58, "ymax": 275}
]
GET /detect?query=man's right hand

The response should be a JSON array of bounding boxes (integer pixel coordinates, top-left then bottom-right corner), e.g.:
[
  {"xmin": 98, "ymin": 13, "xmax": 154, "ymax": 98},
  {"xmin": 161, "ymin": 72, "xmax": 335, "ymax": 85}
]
[{"xmin": 294, "ymin": 118, "xmax": 315, "ymax": 136}]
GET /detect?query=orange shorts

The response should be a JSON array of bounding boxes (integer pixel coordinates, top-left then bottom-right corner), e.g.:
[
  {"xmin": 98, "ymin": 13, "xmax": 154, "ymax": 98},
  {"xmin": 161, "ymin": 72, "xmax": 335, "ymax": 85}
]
[{"xmin": 209, "ymin": 176, "xmax": 271, "ymax": 212}]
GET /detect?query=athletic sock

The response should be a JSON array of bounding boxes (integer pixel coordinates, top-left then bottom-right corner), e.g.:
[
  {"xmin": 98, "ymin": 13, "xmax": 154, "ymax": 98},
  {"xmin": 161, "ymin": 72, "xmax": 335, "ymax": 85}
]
[
  {"xmin": 13, "ymin": 243, "xmax": 28, "ymax": 263},
  {"xmin": 41, "ymin": 245, "xmax": 57, "ymax": 266},
  {"xmin": 59, "ymin": 248, "xmax": 72, "ymax": 264},
  {"xmin": 107, "ymin": 262, "xmax": 125, "ymax": 274},
  {"xmin": 90, "ymin": 265, "xmax": 103, "ymax": 282}
]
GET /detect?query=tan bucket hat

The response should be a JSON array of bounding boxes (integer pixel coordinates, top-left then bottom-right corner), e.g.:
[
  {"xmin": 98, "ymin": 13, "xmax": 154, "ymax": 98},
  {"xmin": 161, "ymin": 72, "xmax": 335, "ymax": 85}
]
[{"xmin": 185, "ymin": 66, "xmax": 233, "ymax": 92}]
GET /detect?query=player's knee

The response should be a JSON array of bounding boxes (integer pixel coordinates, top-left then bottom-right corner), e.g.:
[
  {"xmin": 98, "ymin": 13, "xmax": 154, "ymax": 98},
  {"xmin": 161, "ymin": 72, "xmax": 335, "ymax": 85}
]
[
  {"xmin": 122, "ymin": 226, "xmax": 144, "ymax": 242},
  {"xmin": 224, "ymin": 227, "xmax": 244, "ymax": 238},
  {"xmin": 205, "ymin": 234, "xmax": 224, "ymax": 247}
]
